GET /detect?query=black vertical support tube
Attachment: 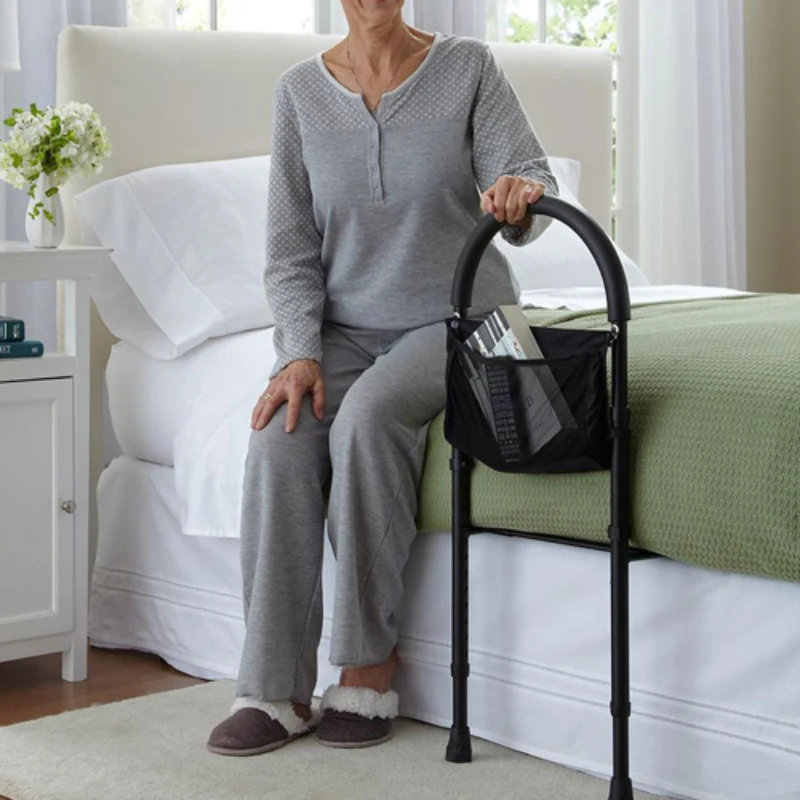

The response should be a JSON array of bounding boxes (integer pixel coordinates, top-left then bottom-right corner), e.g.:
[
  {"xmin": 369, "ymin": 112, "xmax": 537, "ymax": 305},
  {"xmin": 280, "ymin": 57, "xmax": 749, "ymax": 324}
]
[
  {"xmin": 608, "ymin": 323, "xmax": 634, "ymax": 800},
  {"xmin": 446, "ymin": 444, "xmax": 472, "ymax": 763}
]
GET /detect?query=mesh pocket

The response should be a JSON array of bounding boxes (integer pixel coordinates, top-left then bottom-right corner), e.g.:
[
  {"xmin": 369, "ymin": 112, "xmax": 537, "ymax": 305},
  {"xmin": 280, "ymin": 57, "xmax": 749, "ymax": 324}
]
[{"xmin": 444, "ymin": 318, "xmax": 612, "ymax": 473}]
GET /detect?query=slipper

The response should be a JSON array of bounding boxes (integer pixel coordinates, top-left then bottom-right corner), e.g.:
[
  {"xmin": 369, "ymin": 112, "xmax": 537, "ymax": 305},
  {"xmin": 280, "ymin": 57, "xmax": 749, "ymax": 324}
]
[
  {"xmin": 316, "ymin": 685, "xmax": 399, "ymax": 749},
  {"xmin": 207, "ymin": 698, "xmax": 320, "ymax": 756}
]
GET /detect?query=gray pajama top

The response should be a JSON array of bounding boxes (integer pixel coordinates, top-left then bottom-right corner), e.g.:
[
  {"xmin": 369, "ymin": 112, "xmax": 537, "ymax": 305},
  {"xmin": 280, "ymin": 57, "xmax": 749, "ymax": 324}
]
[{"xmin": 265, "ymin": 32, "xmax": 558, "ymax": 377}]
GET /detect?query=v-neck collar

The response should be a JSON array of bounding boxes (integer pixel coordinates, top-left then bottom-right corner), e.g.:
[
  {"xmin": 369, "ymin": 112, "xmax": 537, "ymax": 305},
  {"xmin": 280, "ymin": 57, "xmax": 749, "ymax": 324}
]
[{"xmin": 316, "ymin": 31, "xmax": 443, "ymax": 116}]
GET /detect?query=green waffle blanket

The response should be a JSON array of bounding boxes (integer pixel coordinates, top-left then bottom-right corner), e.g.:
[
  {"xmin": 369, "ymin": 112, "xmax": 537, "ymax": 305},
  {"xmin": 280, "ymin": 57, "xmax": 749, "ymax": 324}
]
[{"xmin": 417, "ymin": 294, "xmax": 800, "ymax": 583}]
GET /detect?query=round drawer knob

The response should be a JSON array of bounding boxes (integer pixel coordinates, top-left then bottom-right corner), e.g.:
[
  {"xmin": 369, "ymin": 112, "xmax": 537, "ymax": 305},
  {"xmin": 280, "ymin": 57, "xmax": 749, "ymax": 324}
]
[{"xmin": 61, "ymin": 500, "xmax": 76, "ymax": 514}]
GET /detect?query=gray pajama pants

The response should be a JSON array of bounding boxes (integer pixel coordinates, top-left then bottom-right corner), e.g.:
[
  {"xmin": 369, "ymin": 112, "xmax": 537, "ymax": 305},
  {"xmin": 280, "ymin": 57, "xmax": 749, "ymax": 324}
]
[{"xmin": 235, "ymin": 319, "xmax": 447, "ymax": 706}]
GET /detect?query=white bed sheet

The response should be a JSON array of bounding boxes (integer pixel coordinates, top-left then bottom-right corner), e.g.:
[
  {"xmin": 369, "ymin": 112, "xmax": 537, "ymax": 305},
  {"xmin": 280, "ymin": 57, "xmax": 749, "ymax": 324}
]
[
  {"xmin": 519, "ymin": 284, "xmax": 748, "ymax": 310},
  {"xmin": 92, "ymin": 454, "xmax": 800, "ymax": 800},
  {"xmin": 105, "ymin": 327, "xmax": 276, "ymax": 467}
]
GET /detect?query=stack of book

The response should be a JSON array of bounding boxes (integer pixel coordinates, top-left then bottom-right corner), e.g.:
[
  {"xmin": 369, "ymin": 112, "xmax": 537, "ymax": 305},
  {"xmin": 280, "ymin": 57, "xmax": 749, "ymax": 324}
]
[
  {"xmin": 461, "ymin": 305, "xmax": 575, "ymax": 460},
  {"xmin": 0, "ymin": 316, "xmax": 44, "ymax": 358}
]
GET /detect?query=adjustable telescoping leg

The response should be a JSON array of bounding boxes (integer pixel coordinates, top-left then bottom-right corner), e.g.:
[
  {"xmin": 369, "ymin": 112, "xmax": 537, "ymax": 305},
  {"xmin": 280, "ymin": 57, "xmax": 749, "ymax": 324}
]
[
  {"xmin": 608, "ymin": 323, "xmax": 634, "ymax": 800},
  {"xmin": 446, "ymin": 446, "xmax": 472, "ymax": 763}
]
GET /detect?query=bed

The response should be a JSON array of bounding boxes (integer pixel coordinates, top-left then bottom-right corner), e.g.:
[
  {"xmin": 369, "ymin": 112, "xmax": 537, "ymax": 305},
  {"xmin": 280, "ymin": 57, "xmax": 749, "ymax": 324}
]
[{"xmin": 56, "ymin": 25, "xmax": 800, "ymax": 800}]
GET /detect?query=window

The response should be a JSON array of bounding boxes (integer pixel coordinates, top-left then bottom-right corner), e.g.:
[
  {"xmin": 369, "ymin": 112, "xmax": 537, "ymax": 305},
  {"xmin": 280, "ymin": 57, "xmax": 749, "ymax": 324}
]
[
  {"xmin": 486, "ymin": 0, "xmax": 617, "ymax": 51},
  {"xmin": 127, "ymin": 0, "xmax": 208, "ymax": 30},
  {"xmin": 218, "ymin": 1, "xmax": 314, "ymax": 33},
  {"xmin": 127, "ymin": 0, "xmax": 314, "ymax": 33}
]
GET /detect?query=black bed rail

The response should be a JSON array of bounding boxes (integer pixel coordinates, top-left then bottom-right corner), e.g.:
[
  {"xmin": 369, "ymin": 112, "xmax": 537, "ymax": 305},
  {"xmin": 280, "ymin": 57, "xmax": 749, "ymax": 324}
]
[{"xmin": 446, "ymin": 195, "xmax": 637, "ymax": 800}]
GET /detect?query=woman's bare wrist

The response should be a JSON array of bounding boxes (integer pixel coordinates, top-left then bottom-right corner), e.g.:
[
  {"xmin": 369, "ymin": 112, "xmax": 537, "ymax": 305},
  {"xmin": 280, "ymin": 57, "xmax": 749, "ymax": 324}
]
[{"xmin": 282, "ymin": 358, "xmax": 320, "ymax": 372}]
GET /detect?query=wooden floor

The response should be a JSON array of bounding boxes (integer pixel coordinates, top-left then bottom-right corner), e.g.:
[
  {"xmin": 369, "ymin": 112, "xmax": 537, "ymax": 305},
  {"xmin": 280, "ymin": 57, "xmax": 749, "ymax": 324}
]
[{"xmin": 0, "ymin": 644, "xmax": 205, "ymax": 728}]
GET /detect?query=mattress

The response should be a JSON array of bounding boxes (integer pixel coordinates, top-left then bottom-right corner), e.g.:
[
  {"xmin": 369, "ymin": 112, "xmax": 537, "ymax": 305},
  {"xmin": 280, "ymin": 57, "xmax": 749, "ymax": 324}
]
[
  {"xmin": 104, "ymin": 286, "xmax": 743, "ymax": 468},
  {"xmin": 117, "ymin": 285, "xmax": 781, "ymax": 558},
  {"xmin": 105, "ymin": 327, "xmax": 276, "ymax": 465},
  {"xmin": 91, "ymin": 454, "xmax": 800, "ymax": 800}
]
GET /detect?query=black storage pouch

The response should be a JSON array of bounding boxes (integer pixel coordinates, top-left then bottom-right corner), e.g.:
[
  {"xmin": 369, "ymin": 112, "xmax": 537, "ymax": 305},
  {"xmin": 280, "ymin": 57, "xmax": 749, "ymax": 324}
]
[{"xmin": 444, "ymin": 317, "xmax": 612, "ymax": 474}]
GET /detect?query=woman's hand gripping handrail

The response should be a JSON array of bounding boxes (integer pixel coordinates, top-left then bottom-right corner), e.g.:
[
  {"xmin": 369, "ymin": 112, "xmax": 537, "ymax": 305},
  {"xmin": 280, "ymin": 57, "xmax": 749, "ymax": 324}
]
[{"xmin": 450, "ymin": 196, "xmax": 631, "ymax": 325}]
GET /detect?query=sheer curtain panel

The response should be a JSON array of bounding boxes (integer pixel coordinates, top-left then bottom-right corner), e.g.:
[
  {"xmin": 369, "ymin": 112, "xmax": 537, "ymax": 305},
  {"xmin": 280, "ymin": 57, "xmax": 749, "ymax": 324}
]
[{"xmin": 636, "ymin": 0, "xmax": 746, "ymax": 287}]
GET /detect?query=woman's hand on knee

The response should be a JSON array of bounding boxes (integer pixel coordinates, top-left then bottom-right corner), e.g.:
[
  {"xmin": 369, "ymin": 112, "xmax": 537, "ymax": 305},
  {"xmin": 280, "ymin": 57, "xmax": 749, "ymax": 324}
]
[{"xmin": 252, "ymin": 359, "xmax": 326, "ymax": 433}]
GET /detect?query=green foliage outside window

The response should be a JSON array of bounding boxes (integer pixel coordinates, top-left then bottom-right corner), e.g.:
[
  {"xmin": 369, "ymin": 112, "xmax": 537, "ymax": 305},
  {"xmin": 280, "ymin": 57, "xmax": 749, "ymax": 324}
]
[{"xmin": 505, "ymin": 0, "xmax": 618, "ymax": 52}]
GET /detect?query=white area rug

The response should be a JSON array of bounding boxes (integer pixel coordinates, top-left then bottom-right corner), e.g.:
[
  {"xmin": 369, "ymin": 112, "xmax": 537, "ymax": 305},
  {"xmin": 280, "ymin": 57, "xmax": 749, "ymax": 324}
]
[{"xmin": 0, "ymin": 680, "xmax": 663, "ymax": 800}]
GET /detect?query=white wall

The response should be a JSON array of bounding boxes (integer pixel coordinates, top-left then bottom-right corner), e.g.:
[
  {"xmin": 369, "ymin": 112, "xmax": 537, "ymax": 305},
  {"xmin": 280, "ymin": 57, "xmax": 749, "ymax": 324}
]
[
  {"xmin": 785, "ymin": 0, "xmax": 800, "ymax": 292},
  {"xmin": 744, "ymin": 0, "xmax": 800, "ymax": 292}
]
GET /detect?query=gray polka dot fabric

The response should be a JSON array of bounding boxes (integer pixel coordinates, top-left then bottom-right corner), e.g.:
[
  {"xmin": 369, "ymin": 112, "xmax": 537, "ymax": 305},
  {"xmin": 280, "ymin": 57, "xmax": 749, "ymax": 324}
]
[{"xmin": 265, "ymin": 33, "xmax": 558, "ymax": 377}]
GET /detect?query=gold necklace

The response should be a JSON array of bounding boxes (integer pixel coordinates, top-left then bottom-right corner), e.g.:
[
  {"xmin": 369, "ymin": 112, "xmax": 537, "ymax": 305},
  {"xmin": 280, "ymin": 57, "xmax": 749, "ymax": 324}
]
[{"xmin": 346, "ymin": 28, "xmax": 414, "ymax": 112}]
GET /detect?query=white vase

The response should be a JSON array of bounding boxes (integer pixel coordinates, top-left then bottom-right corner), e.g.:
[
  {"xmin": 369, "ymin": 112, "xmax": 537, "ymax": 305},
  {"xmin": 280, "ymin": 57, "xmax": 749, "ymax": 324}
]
[{"xmin": 25, "ymin": 173, "xmax": 65, "ymax": 249}]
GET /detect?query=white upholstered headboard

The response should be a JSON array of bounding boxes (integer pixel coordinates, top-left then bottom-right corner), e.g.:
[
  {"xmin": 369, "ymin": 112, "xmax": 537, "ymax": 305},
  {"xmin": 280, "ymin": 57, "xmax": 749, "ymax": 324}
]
[{"xmin": 55, "ymin": 25, "xmax": 612, "ymax": 549}]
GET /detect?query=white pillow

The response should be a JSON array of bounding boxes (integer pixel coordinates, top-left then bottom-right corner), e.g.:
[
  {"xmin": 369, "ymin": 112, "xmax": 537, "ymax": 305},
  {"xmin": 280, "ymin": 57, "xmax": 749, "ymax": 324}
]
[
  {"xmin": 494, "ymin": 157, "xmax": 650, "ymax": 291},
  {"xmin": 74, "ymin": 155, "xmax": 273, "ymax": 360}
]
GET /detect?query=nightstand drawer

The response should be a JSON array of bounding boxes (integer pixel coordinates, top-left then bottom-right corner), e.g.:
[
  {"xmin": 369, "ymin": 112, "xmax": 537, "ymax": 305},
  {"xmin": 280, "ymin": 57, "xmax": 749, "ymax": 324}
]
[{"xmin": 0, "ymin": 379, "xmax": 75, "ymax": 644}]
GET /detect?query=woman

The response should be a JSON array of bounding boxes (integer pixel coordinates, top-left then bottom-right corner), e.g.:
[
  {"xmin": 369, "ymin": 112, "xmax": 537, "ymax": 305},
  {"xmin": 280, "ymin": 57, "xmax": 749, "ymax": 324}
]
[{"xmin": 207, "ymin": 0, "xmax": 557, "ymax": 756}]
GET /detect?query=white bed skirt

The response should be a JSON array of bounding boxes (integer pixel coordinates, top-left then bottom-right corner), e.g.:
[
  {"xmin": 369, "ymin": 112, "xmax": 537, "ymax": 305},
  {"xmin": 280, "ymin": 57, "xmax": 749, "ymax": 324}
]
[{"xmin": 91, "ymin": 455, "xmax": 800, "ymax": 800}]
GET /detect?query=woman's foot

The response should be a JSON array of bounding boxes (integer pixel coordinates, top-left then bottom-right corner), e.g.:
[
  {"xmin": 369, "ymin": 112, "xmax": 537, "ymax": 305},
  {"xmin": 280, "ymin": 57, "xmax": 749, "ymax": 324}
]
[
  {"xmin": 207, "ymin": 699, "xmax": 318, "ymax": 756},
  {"xmin": 338, "ymin": 646, "xmax": 400, "ymax": 693},
  {"xmin": 292, "ymin": 701, "xmax": 313, "ymax": 722}
]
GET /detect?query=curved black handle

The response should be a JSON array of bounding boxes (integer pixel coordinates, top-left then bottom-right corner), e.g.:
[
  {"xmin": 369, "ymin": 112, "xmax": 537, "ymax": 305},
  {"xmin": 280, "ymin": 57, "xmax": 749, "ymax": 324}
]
[{"xmin": 451, "ymin": 196, "xmax": 631, "ymax": 324}]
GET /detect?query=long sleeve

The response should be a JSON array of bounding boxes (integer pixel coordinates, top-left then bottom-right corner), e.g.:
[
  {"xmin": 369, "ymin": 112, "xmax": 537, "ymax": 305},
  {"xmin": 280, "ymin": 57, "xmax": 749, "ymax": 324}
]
[
  {"xmin": 470, "ymin": 44, "xmax": 559, "ymax": 247},
  {"xmin": 265, "ymin": 78, "xmax": 326, "ymax": 379}
]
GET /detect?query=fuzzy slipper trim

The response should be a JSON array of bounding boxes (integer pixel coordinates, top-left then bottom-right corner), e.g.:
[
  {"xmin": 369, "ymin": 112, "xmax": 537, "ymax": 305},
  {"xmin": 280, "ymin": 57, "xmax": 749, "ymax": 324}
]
[{"xmin": 319, "ymin": 685, "xmax": 399, "ymax": 720}]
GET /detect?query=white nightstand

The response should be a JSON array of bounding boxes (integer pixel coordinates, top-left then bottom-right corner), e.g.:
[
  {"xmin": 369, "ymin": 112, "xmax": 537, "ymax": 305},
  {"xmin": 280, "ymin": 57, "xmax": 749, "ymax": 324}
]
[{"xmin": 0, "ymin": 242, "xmax": 111, "ymax": 682}]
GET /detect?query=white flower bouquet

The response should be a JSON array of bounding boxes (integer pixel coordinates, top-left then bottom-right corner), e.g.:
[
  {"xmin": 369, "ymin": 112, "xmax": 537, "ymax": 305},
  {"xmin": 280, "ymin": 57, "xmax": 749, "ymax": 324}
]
[{"xmin": 0, "ymin": 101, "xmax": 111, "ymax": 225}]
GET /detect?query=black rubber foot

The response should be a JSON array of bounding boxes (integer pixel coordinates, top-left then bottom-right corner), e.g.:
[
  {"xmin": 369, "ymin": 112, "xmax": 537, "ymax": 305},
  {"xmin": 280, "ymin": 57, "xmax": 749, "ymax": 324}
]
[
  {"xmin": 445, "ymin": 726, "xmax": 472, "ymax": 763},
  {"xmin": 608, "ymin": 777, "xmax": 634, "ymax": 800}
]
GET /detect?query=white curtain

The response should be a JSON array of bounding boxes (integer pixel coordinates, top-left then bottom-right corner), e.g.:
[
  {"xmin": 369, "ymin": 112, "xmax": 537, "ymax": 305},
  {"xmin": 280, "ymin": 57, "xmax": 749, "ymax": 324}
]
[
  {"xmin": 316, "ymin": 0, "xmax": 484, "ymax": 37},
  {"xmin": 636, "ymin": 0, "xmax": 746, "ymax": 288},
  {"xmin": 0, "ymin": 0, "xmax": 126, "ymax": 347},
  {"xmin": 408, "ymin": 0, "xmax": 485, "ymax": 36}
]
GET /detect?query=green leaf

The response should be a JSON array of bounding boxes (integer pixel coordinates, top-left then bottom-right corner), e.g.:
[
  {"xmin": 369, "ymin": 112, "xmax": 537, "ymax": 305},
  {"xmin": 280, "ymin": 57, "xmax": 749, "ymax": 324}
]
[
  {"xmin": 43, "ymin": 210, "xmax": 56, "ymax": 226},
  {"xmin": 45, "ymin": 186, "xmax": 59, "ymax": 198},
  {"xmin": 30, "ymin": 102, "xmax": 39, "ymax": 116},
  {"xmin": 3, "ymin": 118, "xmax": 14, "ymax": 127},
  {"xmin": 11, "ymin": 107, "xmax": 23, "ymax": 115}
]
